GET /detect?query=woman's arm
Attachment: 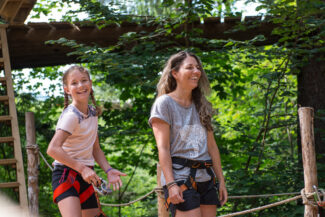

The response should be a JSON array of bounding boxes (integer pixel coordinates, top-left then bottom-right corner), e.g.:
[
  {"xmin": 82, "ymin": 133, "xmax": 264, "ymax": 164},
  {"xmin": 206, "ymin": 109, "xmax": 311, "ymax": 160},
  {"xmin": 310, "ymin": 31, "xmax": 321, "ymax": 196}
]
[
  {"xmin": 47, "ymin": 130, "xmax": 101, "ymax": 185},
  {"xmin": 207, "ymin": 130, "xmax": 228, "ymax": 206},
  {"xmin": 151, "ymin": 118, "xmax": 184, "ymax": 204},
  {"xmin": 92, "ymin": 134, "xmax": 126, "ymax": 190}
]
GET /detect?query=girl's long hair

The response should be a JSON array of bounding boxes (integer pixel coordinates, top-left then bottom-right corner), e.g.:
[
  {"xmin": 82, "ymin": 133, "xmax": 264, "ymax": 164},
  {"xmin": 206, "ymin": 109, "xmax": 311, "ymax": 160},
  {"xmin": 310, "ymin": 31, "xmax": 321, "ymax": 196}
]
[
  {"xmin": 62, "ymin": 65, "xmax": 101, "ymax": 116},
  {"xmin": 157, "ymin": 51, "xmax": 213, "ymax": 131}
]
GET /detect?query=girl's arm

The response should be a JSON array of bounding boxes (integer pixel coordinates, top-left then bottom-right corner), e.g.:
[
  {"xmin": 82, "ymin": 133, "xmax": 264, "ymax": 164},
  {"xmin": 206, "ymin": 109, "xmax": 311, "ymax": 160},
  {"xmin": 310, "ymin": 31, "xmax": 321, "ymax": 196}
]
[
  {"xmin": 92, "ymin": 134, "xmax": 126, "ymax": 190},
  {"xmin": 207, "ymin": 130, "xmax": 228, "ymax": 206},
  {"xmin": 47, "ymin": 130, "xmax": 101, "ymax": 185},
  {"xmin": 151, "ymin": 118, "xmax": 184, "ymax": 204}
]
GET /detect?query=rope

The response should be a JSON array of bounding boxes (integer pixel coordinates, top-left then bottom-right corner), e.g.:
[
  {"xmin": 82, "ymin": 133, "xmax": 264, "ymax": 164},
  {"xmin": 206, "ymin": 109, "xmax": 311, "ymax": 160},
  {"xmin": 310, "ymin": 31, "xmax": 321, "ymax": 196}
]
[
  {"xmin": 228, "ymin": 192, "xmax": 300, "ymax": 199},
  {"xmin": 218, "ymin": 195, "xmax": 302, "ymax": 217},
  {"xmin": 39, "ymin": 149, "xmax": 53, "ymax": 171},
  {"xmin": 26, "ymin": 144, "xmax": 38, "ymax": 150},
  {"xmin": 100, "ymin": 188, "xmax": 157, "ymax": 207},
  {"xmin": 301, "ymin": 188, "xmax": 318, "ymax": 208},
  {"xmin": 218, "ymin": 190, "xmax": 324, "ymax": 217}
]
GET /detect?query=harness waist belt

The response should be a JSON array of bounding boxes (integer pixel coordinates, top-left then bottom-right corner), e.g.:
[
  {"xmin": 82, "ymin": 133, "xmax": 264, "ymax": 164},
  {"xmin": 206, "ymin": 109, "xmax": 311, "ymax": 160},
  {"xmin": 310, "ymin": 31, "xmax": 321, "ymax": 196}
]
[{"xmin": 171, "ymin": 157, "xmax": 213, "ymax": 170}]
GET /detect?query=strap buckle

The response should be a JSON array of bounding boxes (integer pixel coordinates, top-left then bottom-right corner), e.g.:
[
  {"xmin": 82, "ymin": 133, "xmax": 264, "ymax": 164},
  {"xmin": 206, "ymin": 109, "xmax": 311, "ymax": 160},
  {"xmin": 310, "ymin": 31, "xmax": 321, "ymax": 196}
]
[
  {"xmin": 192, "ymin": 162, "xmax": 201, "ymax": 168},
  {"xmin": 204, "ymin": 162, "xmax": 212, "ymax": 167}
]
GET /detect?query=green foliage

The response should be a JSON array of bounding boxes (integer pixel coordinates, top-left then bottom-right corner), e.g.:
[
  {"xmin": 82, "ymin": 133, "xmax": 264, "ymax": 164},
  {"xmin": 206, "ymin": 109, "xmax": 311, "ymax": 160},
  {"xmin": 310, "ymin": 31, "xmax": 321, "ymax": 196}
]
[{"xmin": 8, "ymin": 0, "xmax": 325, "ymax": 216}]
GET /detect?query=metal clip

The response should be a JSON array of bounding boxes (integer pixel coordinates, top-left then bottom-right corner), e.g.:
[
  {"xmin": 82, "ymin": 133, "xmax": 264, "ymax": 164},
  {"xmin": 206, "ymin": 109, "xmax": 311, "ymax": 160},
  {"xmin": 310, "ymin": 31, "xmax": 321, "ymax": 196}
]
[
  {"xmin": 313, "ymin": 185, "xmax": 325, "ymax": 209},
  {"xmin": 313, "ymin": 185, "xmax": 321, "ymax": 202},
  {"xmin": 93, "ymin": 178, "xmax": 112, "ymax": 196}
]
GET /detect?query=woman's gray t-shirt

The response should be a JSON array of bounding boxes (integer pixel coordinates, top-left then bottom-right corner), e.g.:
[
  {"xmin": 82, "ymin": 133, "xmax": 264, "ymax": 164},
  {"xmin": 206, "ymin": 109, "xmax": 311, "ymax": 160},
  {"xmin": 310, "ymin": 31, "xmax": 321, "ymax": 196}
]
[{"xmin": 149, "ymin": 94, "xmax": 212, "ymax": 185}]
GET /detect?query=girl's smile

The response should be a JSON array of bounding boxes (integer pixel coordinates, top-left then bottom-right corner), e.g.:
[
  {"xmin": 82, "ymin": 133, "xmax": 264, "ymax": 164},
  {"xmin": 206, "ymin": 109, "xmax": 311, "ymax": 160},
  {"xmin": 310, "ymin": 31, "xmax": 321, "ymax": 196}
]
[{"xmin": 64, "ymin": 70, "xmax": 92, "ymax": 112}]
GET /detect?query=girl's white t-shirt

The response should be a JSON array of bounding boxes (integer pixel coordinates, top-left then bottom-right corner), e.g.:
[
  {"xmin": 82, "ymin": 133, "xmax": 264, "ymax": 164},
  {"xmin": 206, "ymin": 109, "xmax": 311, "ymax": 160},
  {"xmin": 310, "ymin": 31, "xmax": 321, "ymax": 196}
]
[{"xmin": 54, "ymin": 104, "xmax": 98, "ymax": 166}]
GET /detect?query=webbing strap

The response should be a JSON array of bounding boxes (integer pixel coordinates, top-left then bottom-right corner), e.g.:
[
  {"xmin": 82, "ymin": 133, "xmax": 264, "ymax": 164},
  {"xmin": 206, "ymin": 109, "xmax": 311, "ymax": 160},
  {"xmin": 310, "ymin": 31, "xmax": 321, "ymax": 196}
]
[
  {"xmin": 171, "ymin": 157, "xmax": 213, "ymax": 170},
  {"xmin": 80, "ymin": 185, "xmax": 95, "ymax": 204},
  {"xmin": 53, "ymin": 169, "xmax": 78, "ymax": 203},
  {"xmin": 165, "ymin": 184, "xmax": 188, "ymax": 209},
  {"xmin": 171, "ymin": 157, "xmax": 215, "ymax": 182}
]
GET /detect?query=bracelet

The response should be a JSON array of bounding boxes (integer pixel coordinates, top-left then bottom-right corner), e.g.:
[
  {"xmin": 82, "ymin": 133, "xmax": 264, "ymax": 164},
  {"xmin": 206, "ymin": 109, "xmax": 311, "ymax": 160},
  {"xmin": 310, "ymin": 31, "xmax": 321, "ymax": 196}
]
[
  {"xmin": 166, "ymin": 181, "xmax": 177, "ymax": 189},
  {"xmin": 105, "ymin": 167, "xmax": 113, "ymax": 174},
  {"xmin": 167, "ymin": 182, "xmax": 177, "ymax": 190}
]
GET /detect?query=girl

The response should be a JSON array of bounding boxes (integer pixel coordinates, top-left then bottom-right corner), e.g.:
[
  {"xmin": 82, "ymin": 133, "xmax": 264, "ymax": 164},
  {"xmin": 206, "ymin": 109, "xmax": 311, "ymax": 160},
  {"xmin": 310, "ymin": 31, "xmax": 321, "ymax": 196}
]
[
  {"xmin": 149, "ymin": 51, "xmax": 228, "ymax": 217},
  {"xmin": 47, "ymin": 65, "xmax": 126, "ymax": 217}
]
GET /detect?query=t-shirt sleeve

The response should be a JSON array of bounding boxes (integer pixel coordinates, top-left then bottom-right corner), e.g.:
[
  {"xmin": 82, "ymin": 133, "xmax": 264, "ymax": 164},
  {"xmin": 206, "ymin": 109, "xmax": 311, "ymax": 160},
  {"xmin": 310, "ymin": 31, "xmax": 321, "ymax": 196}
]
[
  {"xmin": 56, "ymin": 111, "xmax": 78, "ymax": 134},
  {"xmin": 148, "ymin": 96, "xmax": 171, "ymax": 127}
]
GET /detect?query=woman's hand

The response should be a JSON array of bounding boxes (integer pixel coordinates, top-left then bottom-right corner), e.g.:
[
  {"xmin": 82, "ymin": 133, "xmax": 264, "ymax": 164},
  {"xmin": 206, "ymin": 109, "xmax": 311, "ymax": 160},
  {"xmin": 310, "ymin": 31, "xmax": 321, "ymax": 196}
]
[
  {"xmin": 168, "ymin": 185, "xmax": 185, "ymax": 204},
  {"xmin": 218, "ymin": 182, "xmax": 228, "ymax": 206},
  {"xmin": 80, "ymin": 166, "xmax": 101, "ymax": 186},
  {"xmin": 107, "ymin": 169, "xmax": 127, "ymax": 191}
]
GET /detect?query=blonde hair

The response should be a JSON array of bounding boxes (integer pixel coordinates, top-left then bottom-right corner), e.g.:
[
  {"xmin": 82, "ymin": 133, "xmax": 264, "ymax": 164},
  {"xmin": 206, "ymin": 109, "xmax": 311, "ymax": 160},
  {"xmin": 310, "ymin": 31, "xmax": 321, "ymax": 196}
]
[
  {"xmin": 62, "ymin": 65, "xmax": 101, "ymax": 116},
  {"xmin": 157, "ymin": 51, "xmax": 213, "ymax": 130}
]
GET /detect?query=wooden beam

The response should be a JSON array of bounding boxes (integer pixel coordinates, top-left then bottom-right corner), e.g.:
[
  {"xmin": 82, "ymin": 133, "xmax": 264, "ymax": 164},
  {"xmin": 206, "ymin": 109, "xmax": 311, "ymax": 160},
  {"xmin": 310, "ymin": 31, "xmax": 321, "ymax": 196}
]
[
  {"xmin": 0, "ymin": 0, "xmax": 9, "ymax": 14},
  {"xmin": 8, "ymin": 0, "xmax": 24, "ymax": 24},
  {"xmin": 0, "ymin": 182, "xmax": 19, "ymax": 188},
  {"xmin": 0, "ymin": 136, "xmax": 14, "ymax": 143},
  {"xmin": 0, "ymin": 115, "xmax": 12, "ymax": 121},
  {"xmin": 0, "ymin": 0, "xmax": 23, "ymax": 23},
  {"xmin": 6, "ymin": 18, "xmax": 279, "ymax": 69},
  {"xmin": 0, "ymin": 95, "xmax": 9, "ymax": 101},
  {"xmin": 0, "ymin": 0, "xmax": 36, "ymax": 24},
  {"xmin": 0, "ymin": 158, "xmax": 17, "ymax": 165},
  {"xmin": 12, "ymin": 0, "xmax": 37, "ymax": 24}
]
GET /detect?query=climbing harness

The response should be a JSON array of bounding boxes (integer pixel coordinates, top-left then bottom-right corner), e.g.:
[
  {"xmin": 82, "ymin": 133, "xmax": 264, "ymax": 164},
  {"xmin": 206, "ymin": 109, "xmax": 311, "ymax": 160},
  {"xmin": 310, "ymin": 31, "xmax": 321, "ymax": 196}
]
[
  {"xmin": 165, "ymin": 157, "xmax": 219, "ymax": 210},
  {"xmin": 93, "ymin": 178, "xmax": 112, "ymax": 196}
]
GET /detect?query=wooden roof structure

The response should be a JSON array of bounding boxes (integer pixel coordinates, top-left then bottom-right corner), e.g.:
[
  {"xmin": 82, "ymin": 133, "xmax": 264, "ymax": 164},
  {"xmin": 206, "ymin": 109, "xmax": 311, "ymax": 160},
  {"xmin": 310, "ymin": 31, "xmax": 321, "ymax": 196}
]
[
  {"xmin": 0, "ymin": 1, "xmax": 279, "ymax": 70},
  {"xmin": 0, "ymin": 0, "xmax": 36, "ymax": 24},
  {"xmin": 6, "ymin": 18, "xmax": 278, "ymax": 69}
]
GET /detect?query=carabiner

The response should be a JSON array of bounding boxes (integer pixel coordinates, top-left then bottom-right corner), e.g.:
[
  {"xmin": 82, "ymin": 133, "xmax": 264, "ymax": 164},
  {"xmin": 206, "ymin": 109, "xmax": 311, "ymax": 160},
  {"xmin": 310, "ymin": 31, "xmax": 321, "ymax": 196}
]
[{"xmin": 93, "ymin": 178, "xmax": 112, "ymax": 196}]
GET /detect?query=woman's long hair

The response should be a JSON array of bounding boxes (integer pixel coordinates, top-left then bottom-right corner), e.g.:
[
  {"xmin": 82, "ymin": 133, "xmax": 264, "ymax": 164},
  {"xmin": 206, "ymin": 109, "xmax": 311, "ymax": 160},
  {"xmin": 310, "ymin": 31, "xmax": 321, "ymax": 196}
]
[{"xmin": 157, "ymin": 51, "xmax": 213, "ymax": 131}]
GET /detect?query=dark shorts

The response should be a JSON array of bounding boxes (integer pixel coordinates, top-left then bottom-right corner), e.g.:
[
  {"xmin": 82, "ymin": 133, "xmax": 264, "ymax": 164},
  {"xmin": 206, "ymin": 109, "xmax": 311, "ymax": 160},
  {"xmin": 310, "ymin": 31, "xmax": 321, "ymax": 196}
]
[
  {"xmin": 164, "ymin": 179, "xmax": 220, "ymax": 216},
  {"xmin": 52, "ymin": 165, "xmax": 98, "ymax": 210}
]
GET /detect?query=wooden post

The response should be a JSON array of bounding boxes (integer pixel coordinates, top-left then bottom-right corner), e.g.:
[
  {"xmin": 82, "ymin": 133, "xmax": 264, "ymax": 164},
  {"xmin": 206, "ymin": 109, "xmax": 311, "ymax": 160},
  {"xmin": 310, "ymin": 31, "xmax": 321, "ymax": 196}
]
[
  {"xmin": 157, "ymin": 163, "xmax": 169, "ymax": 217},
  {"xmin": 298, "ymin": 107, "xmax": 318, "ymax": 217},
  {"xmin": 25, "ymin": 112, "xmax": 39, "ymax": 217}
]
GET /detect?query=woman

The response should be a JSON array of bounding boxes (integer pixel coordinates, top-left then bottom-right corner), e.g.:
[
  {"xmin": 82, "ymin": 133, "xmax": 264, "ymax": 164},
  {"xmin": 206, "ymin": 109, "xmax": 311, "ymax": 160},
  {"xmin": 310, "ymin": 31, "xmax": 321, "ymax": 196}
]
[{"xmin": 149, "ymin": 51, "xmax": 227, "ymax": 217}]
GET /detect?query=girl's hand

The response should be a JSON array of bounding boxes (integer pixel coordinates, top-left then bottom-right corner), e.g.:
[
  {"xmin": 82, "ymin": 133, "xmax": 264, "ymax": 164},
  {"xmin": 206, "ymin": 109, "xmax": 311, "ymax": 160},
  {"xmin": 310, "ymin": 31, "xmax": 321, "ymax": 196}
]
[
  {"xmin": 168, "ymin": 185, "xmax": 185, "ymax": 204},
  {"xmin": 106, "ymin": 169, "xmax": 127, "ymax": 191},
  {"xmin": 81, "ymin": 166, "xmax": 101, "ymax": 186}
]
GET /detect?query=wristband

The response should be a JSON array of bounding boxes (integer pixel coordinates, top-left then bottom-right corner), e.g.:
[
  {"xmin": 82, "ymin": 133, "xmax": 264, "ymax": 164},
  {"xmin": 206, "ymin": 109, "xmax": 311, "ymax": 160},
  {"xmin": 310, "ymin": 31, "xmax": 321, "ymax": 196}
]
[
  {"xmin": 105, "ymin": 167, "xmax": 113, "ymax": 174},
  {"xmin": 167, "ymin": 182, "xmax": 177, "ymax": 190},
  {"xmin": 166, "ymin": 181, "xmax": 177, "ymax": 189}
]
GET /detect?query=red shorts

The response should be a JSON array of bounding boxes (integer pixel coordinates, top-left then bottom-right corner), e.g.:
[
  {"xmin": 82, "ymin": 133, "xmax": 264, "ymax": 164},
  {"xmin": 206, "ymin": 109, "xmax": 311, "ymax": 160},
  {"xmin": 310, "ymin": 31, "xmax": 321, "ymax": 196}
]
[{"xmin": 52, "ymin": 165, "xmax": 98, "ymax": 209}]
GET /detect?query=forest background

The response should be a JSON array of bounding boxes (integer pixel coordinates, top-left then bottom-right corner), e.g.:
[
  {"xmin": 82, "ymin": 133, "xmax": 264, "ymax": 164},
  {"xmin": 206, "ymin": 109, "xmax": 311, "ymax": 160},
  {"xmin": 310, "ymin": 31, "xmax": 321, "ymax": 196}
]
[{"xmin": 1, "ymin": 0, "xmax": 324, "ymax": 216}]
